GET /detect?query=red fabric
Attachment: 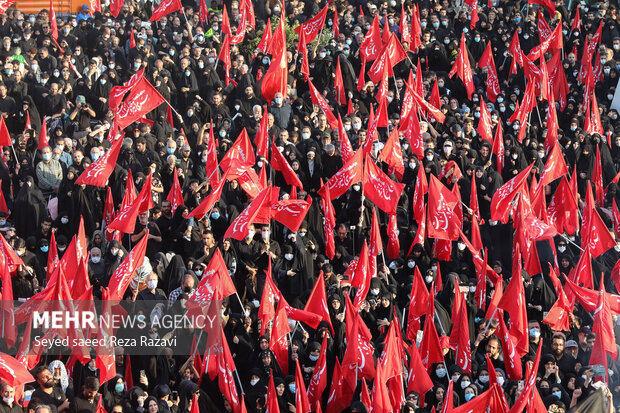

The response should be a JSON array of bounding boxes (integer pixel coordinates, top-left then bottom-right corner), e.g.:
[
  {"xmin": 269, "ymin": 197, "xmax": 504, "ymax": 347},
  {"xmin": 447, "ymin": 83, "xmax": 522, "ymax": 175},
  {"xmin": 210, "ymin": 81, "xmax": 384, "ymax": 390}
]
[
  {"xmin": 529, "ymin": 0, "xmax": 556, "ymax": 15},
  {"xmin": 256, "ymin": 18, "xmax": 272, "ymax": 53},
  {"xmin": 448, "ymin": 33, "xmax": 475, "ymax": 98},
  {"xmin": 386, "ymin": 214, "xmax": 400, "ymax": 259},
  {"xmin": 220, "ymin": 128, "xmax": 256, "ymax": 171},
  {"xmin": 406, "ymin": 340, "xmax": 434, "ymax": 396},
  {"xmin": 190, "ymin": 249, "xmax": 236, "ymax": 303},
  {"xmin": 295, "ymin": 360, "xmax": 311, "ymax": 413},
  {"xmin": 270, "ymin": 304, "xmax": 290, "ymax": 375},
  {"xmin": 76, "ymin": 136, "xmax": 123, "ymax": 187},
  {"xmin": 450, "ymin": 285, "xmax": 472, "ymax": 373},
  {"xmin": 266, "ymin": 374, "xmax": 280, "ymax": 413},
  {"xmin": 359, "ymin": 16, "xmax": 382, "ymax": 61},
  {"xmin": 261, "ymin": 14, "xmax": 287, "ymax": 103},
  {"xmin": 378, "ymin": 127, "xmax": 404, "ymax": 181},
  {"xmin": 318, "ymin": 150, "xmax": 363, "ymax": 200},
  {"xmin": 593, "ymin": 145, "xmax": 605, "ymax": 205},
  {"xmin": 223, "ymin": 187, "xmax": 271, "ymax": 240},
  {"xmin": 107, "ymin": 174, "xmax": 153, "ymax": 234},
  {"xmin": 363, "ymin": 156, "xmax": 405, "ymax": 215},
  {"xmin": 498, "ymin": 245, "xmax": 529, "ymax": 357},
  {"xmin": 150, "ymin": 0, "xmax": 182, "ymax": 21},
  {"xmin": 508, "ymin": 342, "xmax": 542, "ymax": 413},
  {"xmin": 371, "ymin": 363, "xmax": 392, "ymax": 413},
  {"xmin": 477, "ymin": 98, "xmax": 493, "ymax": 142},
  {"xmin": 427, "ymin": 175, "xmax": 461, "ymax": 240},
  {"xmin": 351, "ymin": 240, "xmax": 370, "ymax": 310},
  {"xmin": 543, "ymin": 265, "xmax": 572, "ymax": 331},
  {"xmin": 115, "ymin": 77, "xmax": 165, "ymax": 129},
  {"xmin": 419, "ymin": 283, "xmax": 444, "ymax": 369},
  {"xmin": 307, "ymin": 335, "xmax": 328, "ymax": 404},
  {"xmin": 0, "ymin": 117, "xmax": 11, "ymax": 146},
  {"xmin": 325, "ymin": 359, "xmax": 350, "ymax": 413},
  {"xmin": 271, "ymin": 143, "xmax": 304, "ymax": 189},
  {"xmin": 337, "ymin": 114, "xmax": 354, "ymax": 163},
  {"xmin": 582, "ymin": 186, "xmax": 616, "ymax": 258},
  {"xmin": 319, "ymin": 181, "xmax": 336, "ymax": 259},
  {"xmin": 294, "ymin": 4, "xmax": 328, "ymax": 43},
  {"xmin": 308, "ymin": 80, "xmax": 338, "ymax": 129},
  {"xmin": 106, "ymin": 231, "xmax": 149, "ymax": 300},
  {"xmin": 478, "ymin": 41, "xmax": 500, "ymax": 102},
  {"xmin": 188, "ymin": 170, "xmax": 229, "ymax": 219},
  {"xmin": 490, "ymin": 163, "xmax": 533, "ymax": 223}
]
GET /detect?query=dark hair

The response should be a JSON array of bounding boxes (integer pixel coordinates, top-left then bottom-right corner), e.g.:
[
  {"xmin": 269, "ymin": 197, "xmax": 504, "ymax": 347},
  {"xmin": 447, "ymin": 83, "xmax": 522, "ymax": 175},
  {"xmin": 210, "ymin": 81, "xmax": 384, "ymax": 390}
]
[{"xmin": 84, "ymin": 377, "xmax": 100, "ymax": 391}]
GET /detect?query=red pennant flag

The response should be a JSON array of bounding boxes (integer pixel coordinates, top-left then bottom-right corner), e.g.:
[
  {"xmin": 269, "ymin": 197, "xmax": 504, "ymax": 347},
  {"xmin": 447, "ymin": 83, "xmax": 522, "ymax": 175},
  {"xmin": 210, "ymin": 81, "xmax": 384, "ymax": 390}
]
[
  {"xmin": 266, "ymin": 374, "xmax": 280, "ymax": 413},
  {"xmin": 363, "ymin": 156, "xmax": 405, "ymax": 215},
  {"xmin": 351, "ymin": 240, "xmax": 371, "ymax": 310},
  {"xmin": 337, "ymin": 114, "xmax": 354, "ymax": 163},
  {"xmin": 528, "ymin": 0, "xmax": 556, "ymax": 15},
  {"xmin": 427, "ymin": 175, "xmax": 461, "ymax": 240},
  {"xmin": 295, "ymin": 360, "xmax": 311, "ymax": 413},
  {"xmin": 496, "ymin": 315, "xmax": 523, "ymax": 381},
  {"xmin": 419, "ymin": 283, "xmax": 445, "ymax": 368},
  {"xmin": 319, "ymin": 180, "xmax": 336, "ymax": 259},
  {"xmin": 220, "ymin": 128, "xmax": 256, "ymax": 170},
  {"xmin": 318, "ymin": 149, "xmax": 363, "ymax": 200},
  {"xmin": 334, "ymin": 57, "xmax": 346, "ymax": 105},
  {"xmin": 294, "ymin": 5, "xmax": 328, "ymax": 43},
  {"xmin": 572, "ymin": 6, "xmax": 581, "ymax": 32},
  {"xmin": 498, "ymin": 245, "xmax": 528, "ymax": 357},
  {"xmin": 129, "ymin": 28, "xmax": 136, "ymax": 48},
  {"xmin": 537, "ymin": 142, "xmax": 568, "ymax": 192},
  {"xmin": 307, "ymin": 334, "xmax": 328, "ymax": 404},
  {"xmin": 166, "ymin": 167, "xmax": 184, "ymax": 213},
  {"xmin": 106, "ymin": 231, "xmax": 149, "ymax": 300},
  {"xmin": 409, "ymin": 4, "xmax": 422, "ymax": 50},
  {"xmin": 270, "ymin": 304, "xmax": 290, "ymax": 375},
  {"xmin": 325, "ymin": 359, "xmax": 349, "ymax": 413},
  {"xmin": 371, "ymin": 363, "xmax": 392, "ymax": 413},
  {"xmin": 257, "ymin": 18, "xmax": 272, "ymax": 53},
  {"xmin": 150, "ymin": 0, "xmax": 182, "ymax": 21},
  {"xmin": 115, "ymin": 77, "xmax": 165, "ymax": 129},
  {"xmin": 37, "ymin": 117, "xmax": 49, "ymax": 149},
  {"xmin": 108, "ymin": 68, "xmax": 145, "ymax": 110},
  {"xmin": 406, "ymin": 340, "xmax": 434, "ymax": 397},
  {"xmin": 386, "ymin": 214, "xmax": 400, "ymax": 259},
  {"xmin": 369, "ymin": 207, "xmax": 383, "ymax": 258},
  {"xmin": 477, "ymin": 98, "xmax": 493, "ymax": 142},
  {"xmin": 224, "ymin": 187, "xmax": 271, "ymax": 240},
  {"xmin": 509, "ymin": 341, "xmax": 542, "ymax": 413},
  {"xmin": 359, "ymin": 16, "xmax": 383, "ymax": 61},
  {"xmin": 0, "ymin": 117, "xmax": 11, "ymax": 147},
  {"xmin": 75, "ymin": 136, "xmax": 123, "ymax": 187},
  {"xmin": 198, "ymin": 0, "xmax": 208, "ymax": 24},
  {"xmin": 490, "ymin": 163, "xmax": 533, "ymax": 223},
  {"xmin": 0, "ymin": 0, "xmax": 16, "ymax": 14},
  {"xmin": 450, "ymin": 283, "xmax": 472, "ymax": 373},
  {"xmin": 261, "ymin": 14, "xmax": 287, "ymax": 103},
  {"xmin": 308, "ymin": 79, "xmax": 338, "ymax": 129},
  {"xmin": 543, "ymin": 265, "xmax": 572, "ymax": 331},
  {"xmin": 449, "ymin": 33, "xmax": 475, "ymax": 99},
  {"xmin": 271, "ymin": 143, "xmax": 303, "ymax": 188},
  {"xmin": 582, "ymin": 186, "xmax": 616, "ymax": 258},
  {"xmin": 406, "ymin": 267, "xmax": 429, "ymax": 341},
  {"xmin": 0, "ymin": 180, "xmax": 7, "ymax": 215}
]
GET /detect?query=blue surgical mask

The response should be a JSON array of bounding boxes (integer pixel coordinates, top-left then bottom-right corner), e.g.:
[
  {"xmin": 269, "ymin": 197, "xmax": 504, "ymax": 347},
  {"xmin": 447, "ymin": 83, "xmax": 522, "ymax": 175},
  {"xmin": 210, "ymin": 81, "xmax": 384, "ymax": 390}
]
[
  {"xmin": 465, "ymin": 393, "xmax": 474, "ymax": 401},
  {"xmin": 211, "ymin": 212, "xmax": 220, "ymax": 220},
  {"xmin": 115, "ymin": 383, "xmax": 124, "ymax": 393},
  {"xmin": 167, "ymin": 147, "xmax": 175, "ymax": 154},
  {"xmin": 40, "ymin": 245, "xmax": 49, "ymax": 253},
  {"xmin": 552, "ymin": 391, "xmax": 562, "ymax": 399},
  {"xmin": 289, "ymin": 384, "xmax": 295, "ymax": 393},
  {"xmin": 43, "ymin": 153, "xmax": 52, "ymax": 161},
  {"xmin": 274, "ymin": 97, "xmax": 283, "ymax": 105},
  {"xmin": 515, "ymin": 17, "xmax": 521, "ymax": 23}
]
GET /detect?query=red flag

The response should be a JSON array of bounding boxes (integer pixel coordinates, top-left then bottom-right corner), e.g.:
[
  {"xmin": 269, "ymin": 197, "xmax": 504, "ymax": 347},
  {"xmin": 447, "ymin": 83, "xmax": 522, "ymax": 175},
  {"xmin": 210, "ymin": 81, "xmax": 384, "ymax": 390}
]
[
  {"xmin": 295, "ymin": 360, "xmax": 311, "ymax": 413},
  {"xmin": 593, "ymin": 145, "xmax": 605, "ymax": 206},
  {"xmin": 449, "ymin": 33, "xmax": 475, "ymax": 99},
  {"xmin": 406, "ymin": 340, "xmax": 434, "ymax": 396},
  {"xmin": 591, "ymin": 277, "xmax": 618, "ymax": 366},
  {"xmin": 0, "ymin": 0, "xmax": 16, "ymax": 14},
  {"xmin": 108, "ymin": 68, "xmax": 145, "ymax": 110},
  {"xmin": 37, "ymin": 117, "xmax": 49, "ymax": 149},
  {"xmin": 257, "ymin": 18, "xmax": 272, "ymax": 53},
  {"xmin": 543, "ymin": 265, "xmax": 572, "ymax": 331},
  {"xmin": 537, "ymin": 142, "xmax": 568, "ymax": 191},
  {"xmin": 508, "ymin": 341, "xmax": 542, "ymax": 413},
  {"xmin": 320, "ymin": 181, "xmax": 336, "ymax": 259},
  {"xmin": 378, "ymin": 127, "xmax": 404, "ymax": 181},
  {"xmin": 477, "ymin": 98, "xmax": 493, "ymax": 142},
  {"xmin": 318, "ymin": 150, "xmax": 363, "ymax": 200},
  {"xmin": 49, "ymin": 0, "xmax": 59, "ymax": 42},
  {"xmin": 266, "ymin": 374, "xmax": 280, "ymax": 413},
  {"xmin": 0, "ymin": 117, "xmax": 10, "ymax": 147},
  {"xmin": 351, "ymin": 240, "xmax": 371, "ymax": 310},
  {"xmin": 572, "ymin": 6, "xmax": 581, "ymax": 31},
  {"xmin": 386, "ymin": 214, "xmax": 400, "ymax": 259},
  {"xmin": 190, "ymin": 249, "xmax": 236, "ymax": 305},
  {"xmin": 261, "ymin": 15, "xmax": 287, "ymax": 103},
  {"xmin": 198, "ymin": 0, "xmax": 208, "ymax": 24},
  {"xmin": 369, "ymin": 208, "xmax": 383, "ymax": 258},
  {"xmin": 220, "ymin": 128, "xmax": 256, "ymax": 170},
  {"xmin": 308, "ymin": 80, "xmax": 338, "ymax": 129},
  {"xmin": 359, "ymin": 16, "xmax": 382, "ymax": 61},
  {"xmin": 188, "ymin": 170, "xmax": 229, "ymax": 219},
  {"xmin": 412, "ymin": 161, "xmax": 428, "ymax": 222},
  {"xmin": 371, "ymin": 363, "xmax": 392, "ymax": 413},
  {"xmin": 613, "ymin": 199, "xmax": 620, "ymax": 239},
  {"xmin": 498, "ymin": 245, "xmax": 528, "ymax": 357},
  {"xmin": 450, "ymin": 284, "xmax": 472, "ymax": 373},
  {"xmin": 294, "ymin": 5, "xmax": 328, "ymax": 43},
  {"xmin": 409, "ymin": 4, "xmax": 422, "ymax": 50},
  {"xmin": 107, "ymin": 174, "xmax": 153, "ymax": 234},
  {"xmin": 529, "ymin": 0, "xmax": 555, "ymax": 15},
  {"xmin": 582, "ymin": 186, "xmax": 616, "ymax": 257},
  {"xmin": 341, "ymin": 296, "xmax": 375, "ymax": 385},
  {"xmin": 419, "ymin": 283, "xmax": 444, "ymax": 368},
  {"xmin": 270, "ymin": 304, "xmax": 290, "ymax": 375},
  {"xmin": 363, "ymin": 156, "xmax": 405, "ymax": 215},
  {"xmin": 325, "ymin": 359, "xmax": 349, "ymax": 413},
  {"xmin": 337, "ymin": 114, "xmax": 354, "ymax": 163},
  {"xmin": 399, "ymin": 4, "xmax": 410, "ymax": 47},
  {"xmin": 332, "ymin": 12, "xmax": 339, "ymax": 38},
  {"xmin": 304, "ymin": 274, "xmax": 333, "ymax": 333},
  {"xmin": 490, "ymin": 163, "xmax": 533, "ymax": 223},
  {"xmin": 271, "ymin": 143, "xmax": 303, "ymax": 189},
  {"xmin": 150, "ymin": 0, "xmax": 182, "ymax": 21},
  {"xmin": 367, "ymin": 34, "xmax": 407, "ymax": 82},
  {"xmin": 406, "ymin": 266, "xmax": 429, "ymax": 341},
  {"xmin": 75, "ymin": 136, "xmax": 123, "ymax": 187},
  {"xmin": 254, "ymin": 109, "xmax": 269, "ymax": 158},
  {"xmin": 307, "ymin": 334, "xmax": 328, "ymax": 404},
  {"xmin": 334, "ymin": 57, "xmax": 346, "ymax": 105},
  {"xmin": 115, "ymin": 77, "xmax": 165, "ymax": 129},
  {"xmin": 223, "ymin": 187, "xmax": 271, "ymax": 240},
  {"xmin": 166, "ymin": 167, "xmax": 184, "ymax": 213},
  {"xmin": 106, "ymin": 231, "xmax": 149, "ymax": 300},
  {"xmin": 427, "ymin": 175, "xmax": 461, "ymax": 240}
]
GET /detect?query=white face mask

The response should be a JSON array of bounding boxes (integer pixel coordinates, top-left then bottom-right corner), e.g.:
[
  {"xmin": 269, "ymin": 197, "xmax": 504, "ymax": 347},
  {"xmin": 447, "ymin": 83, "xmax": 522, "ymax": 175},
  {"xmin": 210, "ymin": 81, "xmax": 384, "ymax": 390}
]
[
  {"xmin": 558, "ymin": 246, "xmax": 566, "ymax": 253},
  {"xmin": 457, "ymin": 242, "xmax": 466, "ymax": 251},
  {"xmin": 408, "ymin": 261, "xmax": 415, "ymax": 268},
  {"xmin": 247, "ymin": 230, "xmax": 255, "ymax": 239},
  {"xmin": 91, "ymin": 256, "xmax": 101, "ymax": 264},
  {"xmin": 469, "ymin": 286, "xmax": 476, "ymax": 293},
  {"xmin": 436, "ymin": 368, "xmax": 447, "ymax": 378},
  {"xmin": 262, "ymin": 231, "xmax": 270, "ymax": 240},
  {"xmin": 285, "ymin": 253, "xmax": 294, "ymax": 261},
  {"xmin": 479, "ymin": 375, "xmax": 489, "ymax": 384},
  {"xmin": 460, "ymin": 380, "xmax": 471, "ymax": 389},
  {"xmin": 2, "ymin": 397, "xmax": 13, "ymax": 405},
  {"xmin": 250, "ymin": 378, "xmax": 259, "ymax": 386},
  {"xmin": 425, "ymin": 275, "xmax": 433, "ymax": 283},
  {"xmin": 147, "ymin": 280, "xmax": 157, "ymax": 290},
  {"xmin": 426, "ymin": 154, "xmax": 433, "ymax": 161},
  {"xmin": 61, "ymin": 217, "xmax": 69, "ymax": 224}
]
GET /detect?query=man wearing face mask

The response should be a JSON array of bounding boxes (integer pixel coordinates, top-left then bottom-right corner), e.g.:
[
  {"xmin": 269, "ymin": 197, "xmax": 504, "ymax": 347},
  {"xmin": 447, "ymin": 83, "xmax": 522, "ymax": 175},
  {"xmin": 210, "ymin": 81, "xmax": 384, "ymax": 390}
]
[
  {"xmin": 0, "ymin": 383, "xmax": 21, "ymax": 413},
  {"xmin": 35, "ymin": 145, "xmax": 63, "ymax": 194},
  {"xmin": 138, "ymin": 272, "xmax": 167, "ymax": 301},
  {"xmin": 255, "ymin": 225, "xmax": 282, "ymax": 275},
  {"xmin": 268, "ymin": 92, "xmax": 292, "ymax": 130}
]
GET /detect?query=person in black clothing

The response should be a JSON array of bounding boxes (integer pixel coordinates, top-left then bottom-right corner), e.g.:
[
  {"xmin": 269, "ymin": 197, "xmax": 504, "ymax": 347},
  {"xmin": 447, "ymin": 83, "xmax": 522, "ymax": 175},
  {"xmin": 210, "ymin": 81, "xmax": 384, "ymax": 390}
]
[
  {"xmin": 68, "ymin": 377, "xmax": 100, "ymax": 413},
  {"xmin": 30, "ymin": 366, "xmax": 70, "ymax": 413},
  {"xmin": 0, "ymin": 383, "xmax": 22, "ymax": 413}
]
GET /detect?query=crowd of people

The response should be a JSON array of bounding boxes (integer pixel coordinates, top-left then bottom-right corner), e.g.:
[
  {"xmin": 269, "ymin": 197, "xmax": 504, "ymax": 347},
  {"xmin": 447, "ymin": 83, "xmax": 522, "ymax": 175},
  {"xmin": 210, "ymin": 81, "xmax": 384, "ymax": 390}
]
[{"xmin": 0, "ymin": 0, "xmax": 619, "ymax": 412}]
